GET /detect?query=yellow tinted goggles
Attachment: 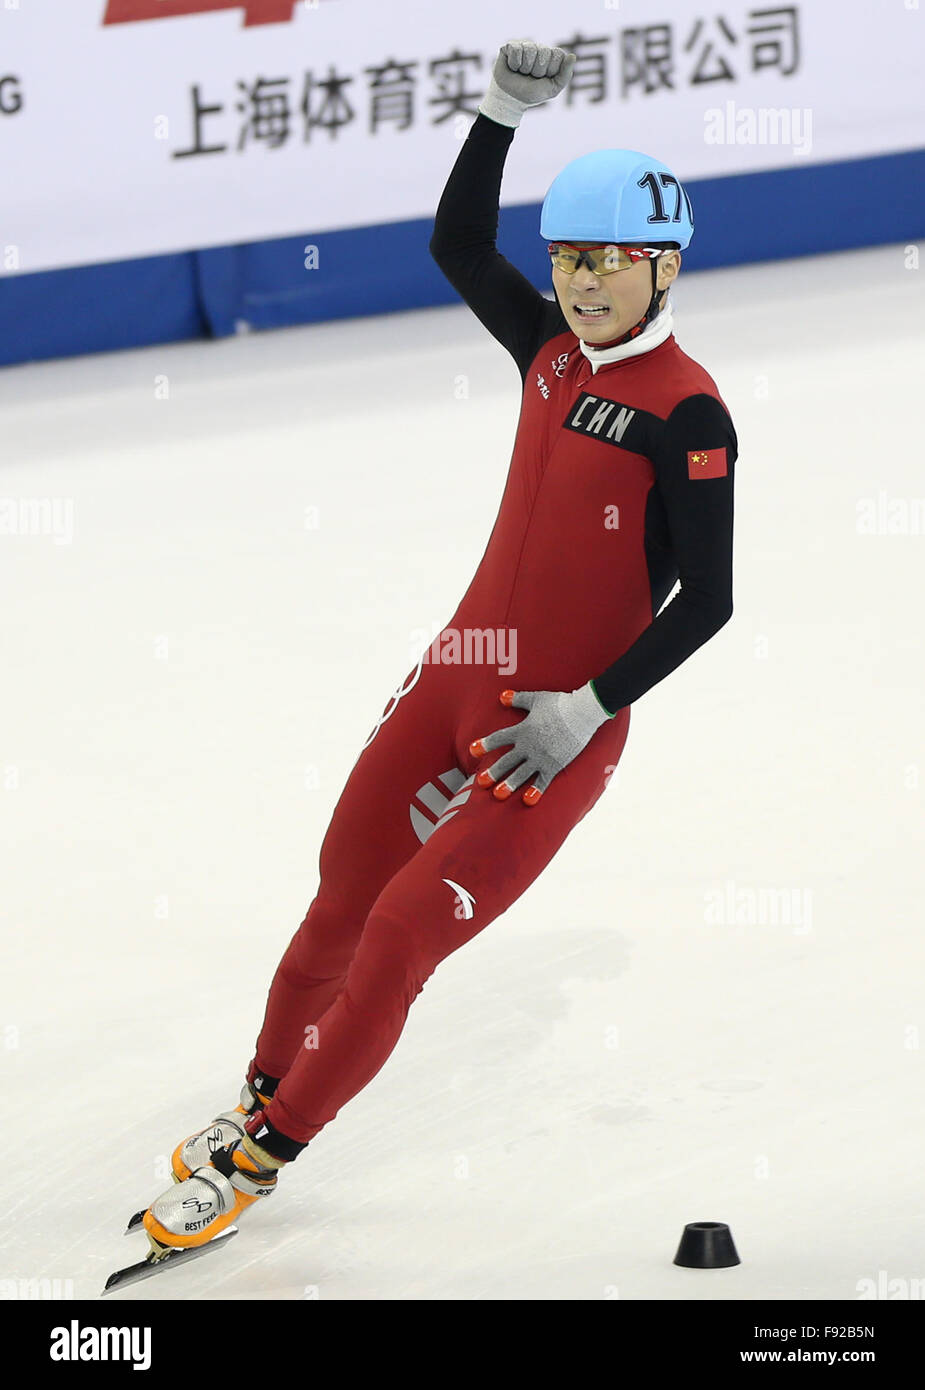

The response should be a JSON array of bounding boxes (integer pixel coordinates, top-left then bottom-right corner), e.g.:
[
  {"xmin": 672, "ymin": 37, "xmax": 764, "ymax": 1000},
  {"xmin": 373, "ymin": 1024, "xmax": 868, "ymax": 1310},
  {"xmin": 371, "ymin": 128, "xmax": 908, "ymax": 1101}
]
[{"xmin": 547, "ymin": 243, "xmax": 667, "ymax": 275}]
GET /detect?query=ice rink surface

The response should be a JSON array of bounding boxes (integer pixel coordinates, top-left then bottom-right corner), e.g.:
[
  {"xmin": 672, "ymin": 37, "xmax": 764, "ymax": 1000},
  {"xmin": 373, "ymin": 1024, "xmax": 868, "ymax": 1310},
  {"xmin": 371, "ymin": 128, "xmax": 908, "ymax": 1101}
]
[{"xmin": 1, "ymin": 244, "xmax": 923, "ymax": 1301}]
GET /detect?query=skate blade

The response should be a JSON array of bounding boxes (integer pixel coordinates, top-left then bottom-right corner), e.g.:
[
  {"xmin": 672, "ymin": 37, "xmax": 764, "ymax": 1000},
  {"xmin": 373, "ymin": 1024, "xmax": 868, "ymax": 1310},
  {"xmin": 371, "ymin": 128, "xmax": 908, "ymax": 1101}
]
[{"xmin": 103, "ymin": 1225, "xmax": 238, "ymax": 1294}]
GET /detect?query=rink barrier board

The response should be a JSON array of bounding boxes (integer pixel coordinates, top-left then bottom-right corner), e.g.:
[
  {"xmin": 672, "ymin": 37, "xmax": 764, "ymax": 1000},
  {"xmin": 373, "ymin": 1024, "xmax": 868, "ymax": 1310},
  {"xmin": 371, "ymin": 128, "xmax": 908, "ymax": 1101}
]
[{"xmin": 1, "ymin": 147, "xmax": 923, "ymax": 368}]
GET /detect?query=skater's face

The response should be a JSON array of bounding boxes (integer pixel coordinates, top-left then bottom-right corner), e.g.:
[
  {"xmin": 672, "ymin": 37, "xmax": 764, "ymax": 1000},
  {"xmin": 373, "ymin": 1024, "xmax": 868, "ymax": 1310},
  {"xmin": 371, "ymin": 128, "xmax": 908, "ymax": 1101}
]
[{"xmin": 551, "ymin": 245, "xmax": 680, "ymax": 344}]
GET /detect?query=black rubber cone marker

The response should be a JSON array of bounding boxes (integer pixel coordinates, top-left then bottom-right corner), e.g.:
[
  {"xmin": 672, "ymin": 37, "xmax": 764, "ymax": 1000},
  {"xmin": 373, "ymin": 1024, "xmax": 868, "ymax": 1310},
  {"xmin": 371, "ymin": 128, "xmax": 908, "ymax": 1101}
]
[{"xmin": 673, "ymin": 1221, "xmax": 741, "ymax": 1269}]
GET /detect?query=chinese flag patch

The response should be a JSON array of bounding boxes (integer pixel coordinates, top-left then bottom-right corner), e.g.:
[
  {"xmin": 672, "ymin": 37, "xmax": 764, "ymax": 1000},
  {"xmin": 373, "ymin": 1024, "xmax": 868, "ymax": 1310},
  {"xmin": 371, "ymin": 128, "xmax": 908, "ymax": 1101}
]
[{"xmin": 687, "ymin": 447, "xmax": 727, "ymax": 479}]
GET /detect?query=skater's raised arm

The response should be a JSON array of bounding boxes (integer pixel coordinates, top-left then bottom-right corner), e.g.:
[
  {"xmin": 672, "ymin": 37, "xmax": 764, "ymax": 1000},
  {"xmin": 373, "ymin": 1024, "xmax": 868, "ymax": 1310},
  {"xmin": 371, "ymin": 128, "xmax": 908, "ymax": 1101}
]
[{"xmin": 428, "ymin": 41, "xmax": 575, "ymax": 381}]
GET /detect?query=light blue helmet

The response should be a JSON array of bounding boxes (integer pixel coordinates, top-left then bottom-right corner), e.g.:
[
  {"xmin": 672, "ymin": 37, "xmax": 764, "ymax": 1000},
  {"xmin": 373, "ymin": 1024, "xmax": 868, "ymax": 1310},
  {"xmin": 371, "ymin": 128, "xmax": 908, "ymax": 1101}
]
[{"xmin": 540, "ymin": 149, "xmax": 694, "ymax": 248}]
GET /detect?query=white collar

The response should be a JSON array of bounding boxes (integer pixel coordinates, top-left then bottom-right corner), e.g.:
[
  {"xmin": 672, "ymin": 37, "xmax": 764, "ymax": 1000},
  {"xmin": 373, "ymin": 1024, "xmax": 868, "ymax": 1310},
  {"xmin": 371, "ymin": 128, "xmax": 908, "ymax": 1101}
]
[{"xmin": 579, "ymin": 296, "xmax": 674, "ymax": 373}]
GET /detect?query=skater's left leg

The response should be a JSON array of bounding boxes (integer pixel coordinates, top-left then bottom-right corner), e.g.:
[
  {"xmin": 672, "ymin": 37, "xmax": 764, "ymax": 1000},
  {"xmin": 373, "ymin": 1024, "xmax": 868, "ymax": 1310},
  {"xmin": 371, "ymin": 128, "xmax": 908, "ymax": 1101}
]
[{"xmin": 257, "ymin": 703, "xmax": 630, "ymax": 1153}]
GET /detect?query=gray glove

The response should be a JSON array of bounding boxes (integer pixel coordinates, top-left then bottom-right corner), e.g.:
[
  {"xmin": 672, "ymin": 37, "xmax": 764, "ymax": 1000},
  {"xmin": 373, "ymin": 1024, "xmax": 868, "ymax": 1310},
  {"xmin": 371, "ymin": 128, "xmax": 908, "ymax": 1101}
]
[
  {"xmin": 469, "ymin": 684, "xmax": 612, "ymax": 805},
  {"xmin": 478, "ymin": 39, "xmax": 577, "ymax": 129}
]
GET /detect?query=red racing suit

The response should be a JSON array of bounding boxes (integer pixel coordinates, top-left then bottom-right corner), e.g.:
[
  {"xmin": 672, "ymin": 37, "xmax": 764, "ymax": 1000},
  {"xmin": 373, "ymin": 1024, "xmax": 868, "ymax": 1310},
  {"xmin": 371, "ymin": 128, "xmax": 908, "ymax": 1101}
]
[{"xmin": 249, "ymin": 114, "xmax": 737, "ymax": 1153}]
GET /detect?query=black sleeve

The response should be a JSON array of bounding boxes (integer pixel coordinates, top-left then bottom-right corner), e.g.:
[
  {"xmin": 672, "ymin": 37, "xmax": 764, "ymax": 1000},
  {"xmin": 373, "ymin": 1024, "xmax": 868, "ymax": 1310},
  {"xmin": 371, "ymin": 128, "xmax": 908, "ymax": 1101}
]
[
  {"xmin": 428, "ymin": 112, "xmax": 567, "ymax": 381},
  {"xmin": 591, "ymin": 394, "xmax": 737, "ymax": 715}
]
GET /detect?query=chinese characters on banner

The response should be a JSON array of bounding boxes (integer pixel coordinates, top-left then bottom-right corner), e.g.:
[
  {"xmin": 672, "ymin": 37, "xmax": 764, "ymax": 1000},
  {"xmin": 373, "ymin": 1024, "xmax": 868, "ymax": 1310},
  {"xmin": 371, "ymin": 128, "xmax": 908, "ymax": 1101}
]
[{"xmin": 169, "ymin": 9, "xmax": 800, "ymax": 158}]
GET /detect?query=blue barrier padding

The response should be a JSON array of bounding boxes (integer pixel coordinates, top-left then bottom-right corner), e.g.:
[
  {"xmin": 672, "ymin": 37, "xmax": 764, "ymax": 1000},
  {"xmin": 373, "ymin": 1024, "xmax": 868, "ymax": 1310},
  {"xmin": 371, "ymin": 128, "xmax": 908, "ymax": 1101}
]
[
  {"xmin": 1, "ymin": 147, "xmax": 922, "ymax": 367},
  {"xmin": 0, "ymin": 253, "xmax": 207, "ymax": 368}
]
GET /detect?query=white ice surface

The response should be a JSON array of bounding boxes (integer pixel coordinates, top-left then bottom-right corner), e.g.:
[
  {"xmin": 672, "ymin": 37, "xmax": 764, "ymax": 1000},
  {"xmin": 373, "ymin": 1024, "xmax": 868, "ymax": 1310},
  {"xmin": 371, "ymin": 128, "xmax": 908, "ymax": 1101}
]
[{"xmin": 1, "ymin": 245, "xmax": 923, "ymax": 1301}]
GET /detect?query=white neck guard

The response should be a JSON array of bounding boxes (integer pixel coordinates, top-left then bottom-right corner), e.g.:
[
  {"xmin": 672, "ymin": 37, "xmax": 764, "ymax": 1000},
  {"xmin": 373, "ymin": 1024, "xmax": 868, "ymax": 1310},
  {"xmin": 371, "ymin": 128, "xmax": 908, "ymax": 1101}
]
[{"xmin": 579, "ymin": 295, "xmax": 675, "ymax": 373}]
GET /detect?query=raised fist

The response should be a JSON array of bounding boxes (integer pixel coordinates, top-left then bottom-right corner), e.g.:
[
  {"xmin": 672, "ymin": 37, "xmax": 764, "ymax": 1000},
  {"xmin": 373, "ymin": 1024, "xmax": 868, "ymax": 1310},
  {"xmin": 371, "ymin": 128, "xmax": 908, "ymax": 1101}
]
[{"xmin": 479, "ymin": 39, "xmax": 577, "ymax": 128}]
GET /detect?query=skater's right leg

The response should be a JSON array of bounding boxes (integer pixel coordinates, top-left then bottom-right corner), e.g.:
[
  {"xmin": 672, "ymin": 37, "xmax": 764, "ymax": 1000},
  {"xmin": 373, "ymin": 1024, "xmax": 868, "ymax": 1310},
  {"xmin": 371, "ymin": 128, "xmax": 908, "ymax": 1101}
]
[{"xmin": 167, "ymin": 653, "xmax": 471, "ymax": 1181}]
